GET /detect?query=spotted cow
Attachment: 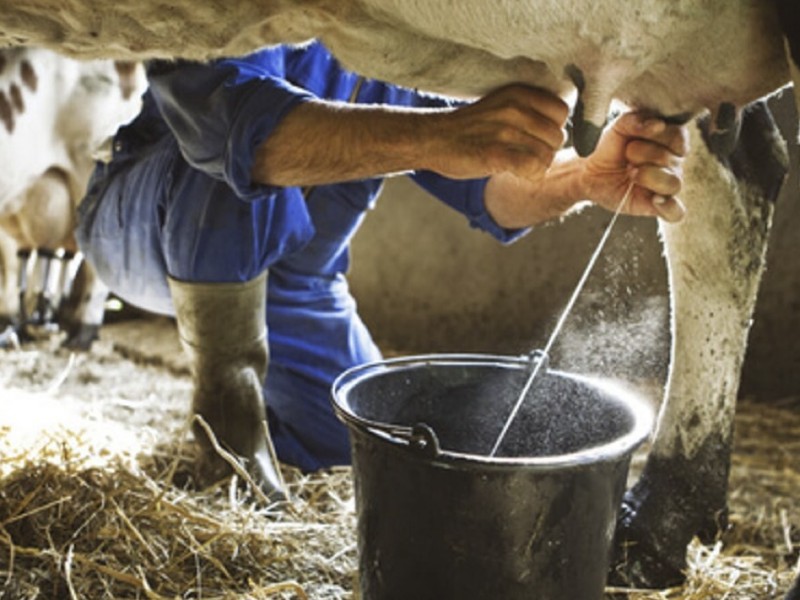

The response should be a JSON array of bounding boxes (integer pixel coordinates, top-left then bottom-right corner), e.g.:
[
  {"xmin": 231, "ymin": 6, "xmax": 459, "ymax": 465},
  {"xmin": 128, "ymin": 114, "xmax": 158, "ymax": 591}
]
[
  {"xmin": 0, "ymin": 1, "xmax": 797, "ymax": 595},
  {"xmin": 0, "ymin": 48, "xmax": 145, "ymax": 348}
]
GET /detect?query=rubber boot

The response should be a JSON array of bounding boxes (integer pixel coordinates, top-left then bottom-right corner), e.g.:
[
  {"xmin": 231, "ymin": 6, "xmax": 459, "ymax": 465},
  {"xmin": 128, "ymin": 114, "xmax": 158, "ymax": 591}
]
[{"xmin": 168, "ymin": 271, "xmax": 287, "ymax": 501}]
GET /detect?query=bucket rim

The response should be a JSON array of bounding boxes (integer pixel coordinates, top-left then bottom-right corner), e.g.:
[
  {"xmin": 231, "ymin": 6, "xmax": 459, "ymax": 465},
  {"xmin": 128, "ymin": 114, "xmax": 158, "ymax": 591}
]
[{"xmin": 331, "ymin": 353, "xmax": 654, "ymax": 470}]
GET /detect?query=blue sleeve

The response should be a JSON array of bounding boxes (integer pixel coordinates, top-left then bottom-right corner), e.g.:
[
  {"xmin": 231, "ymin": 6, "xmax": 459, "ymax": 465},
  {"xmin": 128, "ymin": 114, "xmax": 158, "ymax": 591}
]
[
  {"xmin": 146, "ymin": 52, "xmax": 314, "ymax": 201},
  {"xmin": 410, "ymin": 171, "xmax": 530, "ymax": 244}
]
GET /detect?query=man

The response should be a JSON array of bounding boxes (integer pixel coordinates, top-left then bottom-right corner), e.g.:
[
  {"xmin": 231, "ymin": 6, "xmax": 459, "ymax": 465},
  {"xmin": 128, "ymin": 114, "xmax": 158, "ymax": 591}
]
[{"xmin": 76, "ymin": 41, "xmax": 687, "ymax": 500}]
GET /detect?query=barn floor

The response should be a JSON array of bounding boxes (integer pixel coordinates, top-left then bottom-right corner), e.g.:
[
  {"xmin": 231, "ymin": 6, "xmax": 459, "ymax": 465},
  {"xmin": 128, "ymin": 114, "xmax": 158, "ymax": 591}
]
[{"xmin": 0, "ymin": 314, "xmax": 798, "ymax": 599}]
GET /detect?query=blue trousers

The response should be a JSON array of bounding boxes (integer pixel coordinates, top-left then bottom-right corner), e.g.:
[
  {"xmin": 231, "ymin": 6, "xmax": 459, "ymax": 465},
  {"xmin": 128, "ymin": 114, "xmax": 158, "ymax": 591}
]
[{"xmin": 76, "ymin": 137, "xmax": 382, "ymax": 471}]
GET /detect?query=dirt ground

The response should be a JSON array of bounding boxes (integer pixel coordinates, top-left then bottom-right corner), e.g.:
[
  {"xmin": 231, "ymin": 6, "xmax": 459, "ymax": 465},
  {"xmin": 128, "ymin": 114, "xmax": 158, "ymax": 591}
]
[{"xmin": 0, "ymin": 313, "xmax": 798, "ymax": 599}]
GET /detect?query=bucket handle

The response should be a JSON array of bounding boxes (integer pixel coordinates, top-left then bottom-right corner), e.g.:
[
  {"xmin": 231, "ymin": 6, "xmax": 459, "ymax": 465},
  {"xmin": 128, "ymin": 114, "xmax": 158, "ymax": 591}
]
[
  {"xmin": 527, "ymin": 349, "xmax": 549, "ymax": 371},
  {"xmin": 366, "ymin": 421, "xmax": 441, "ymax": 458},
  {"xmin": 332, "ymin": 352, "xmax": 545, "ymax": 461}
]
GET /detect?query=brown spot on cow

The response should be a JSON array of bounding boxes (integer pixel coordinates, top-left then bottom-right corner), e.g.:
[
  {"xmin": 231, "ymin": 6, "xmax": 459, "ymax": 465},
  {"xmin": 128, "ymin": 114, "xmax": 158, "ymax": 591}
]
[
  {"xmin": 0, "ymin": 54, "xmax": 6, "ymax": 75},
  {"xmin": 0, "ymin": 92, "xmax": 14, "ymax": 133},
  {"xmin": 9, "ymin": 84, "xmax": 24, "ymax": 113},
  {"xmin": 114, "ymin": 61, "xmax": 139, "ymax": 100},
  {"xmin": 20, "ymin": 60, "xmax": 38, "ymax": 92}
]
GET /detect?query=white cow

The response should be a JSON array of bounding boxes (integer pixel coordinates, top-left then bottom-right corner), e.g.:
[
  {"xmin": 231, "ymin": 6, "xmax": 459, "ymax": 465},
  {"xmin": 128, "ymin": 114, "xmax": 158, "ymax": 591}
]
[
  {"xmin": 0, "ymin": 1, "xmax": 797, "ymax": 595},
  {"xmin": 0, "ymin": 48, "xmax": 146, "ymax": 348}
]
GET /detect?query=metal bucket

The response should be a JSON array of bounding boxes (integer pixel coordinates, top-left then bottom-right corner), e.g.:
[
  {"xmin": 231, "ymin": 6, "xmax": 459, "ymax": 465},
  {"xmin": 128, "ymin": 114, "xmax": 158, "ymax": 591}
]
[{"xmin": 332, "ymin": 353, "xmax": 653, "ymax": 600}]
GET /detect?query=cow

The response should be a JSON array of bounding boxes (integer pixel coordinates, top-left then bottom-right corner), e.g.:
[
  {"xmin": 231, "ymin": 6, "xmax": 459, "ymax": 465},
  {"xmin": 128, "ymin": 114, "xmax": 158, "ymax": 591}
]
[
  {"xmin": 0, "ymin": 0, "xmax": 797, "ymax": 595},
  {"xmin": 0, "ymin": 48, "xmax": 145, "ymax": 349}
]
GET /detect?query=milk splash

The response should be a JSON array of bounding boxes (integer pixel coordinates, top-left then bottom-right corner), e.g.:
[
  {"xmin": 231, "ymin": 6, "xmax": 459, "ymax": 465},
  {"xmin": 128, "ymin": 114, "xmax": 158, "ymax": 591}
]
[{"xmin": 490, "ymin": 181, "xmax": 637, "ymax": 457}]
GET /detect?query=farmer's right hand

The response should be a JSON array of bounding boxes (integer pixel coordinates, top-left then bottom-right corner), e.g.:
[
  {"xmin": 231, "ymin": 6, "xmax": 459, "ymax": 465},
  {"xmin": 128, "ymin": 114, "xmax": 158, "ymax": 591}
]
[{"xmin": 424, "ymin": 84, "xmax": 569, "ymax": 184}]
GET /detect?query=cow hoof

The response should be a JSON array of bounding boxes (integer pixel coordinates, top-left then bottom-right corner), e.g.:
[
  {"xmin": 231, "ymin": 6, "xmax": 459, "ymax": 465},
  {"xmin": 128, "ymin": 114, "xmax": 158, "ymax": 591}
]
[
  {"xmin": 786, "ymin": 574, "xmax": 800, "ymax": 600},
  {"xmin": 0, "ymin": 324, "xmax": 21, "ymax": 349},
  {"xmin": 0, "ymin": 323, "xmax": 39, "ymax": 348},
  {"xmin": 61, "ymin": 323, "xmax": 100, "ymax": 351},
  {"xmin": 609, "ymin": 477, "xmax": 730, "ymax": 589},
  {"xmin": 610, "ymin": 436, "xmax": 733, "ymax": 589},
  {"xmin": 609, "ymin": 491, "xmax": 691, "ymax": 589}
]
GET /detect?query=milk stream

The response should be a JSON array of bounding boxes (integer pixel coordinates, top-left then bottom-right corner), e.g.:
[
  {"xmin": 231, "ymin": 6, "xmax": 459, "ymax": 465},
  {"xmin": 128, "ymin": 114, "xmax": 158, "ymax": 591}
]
[{"xmin": 489, "ymin": 181, "xmax": 637, "ymax": 457}]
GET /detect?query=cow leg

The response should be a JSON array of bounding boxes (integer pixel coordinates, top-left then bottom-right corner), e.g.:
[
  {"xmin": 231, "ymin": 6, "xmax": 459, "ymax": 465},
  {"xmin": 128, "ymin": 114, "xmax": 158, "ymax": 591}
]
[
  {"xmin": 27, "ymin": 249, "xmax": 60, "ymax": 329},
  {"xmin": 786, "ymin": 41, "xmax": 800, "ymax": 600},
  {"xmin": 779, "ymin": 24, "xmax": 800, "ymax": 600},
  {"xmin": 787, "ymin": 575, "xmax": 800, "ymax": 600},
  {"xmin": 19, "ymin": 169, "xmax": 74, "ymax": 331},
  {"xmin": 57, "ymin": 254, "xmax": 108, "ymax": 350},
  {"xmin": 611, "ymin": 101, "xmax": 789, "ymax": 588},
  {"xmin": 13, "ymin": 248, "xmax": 36, "ymax": 341},
  {"xmin": 0, "ymin": 228, "xmax": 20, "ymax": 347},
  {"xmin": 0, "ymin": 168, "xmax": 75, "ymax": 339},
  {"xmin": 777, "ymin": 0, "xmax": 800, "ymax": 130}
]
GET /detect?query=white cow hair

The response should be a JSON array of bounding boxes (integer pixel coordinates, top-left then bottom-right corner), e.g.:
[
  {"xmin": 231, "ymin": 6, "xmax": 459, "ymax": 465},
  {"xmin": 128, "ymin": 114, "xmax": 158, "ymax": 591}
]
[{"xmin": 0, "ymin": 0, "xmax": 791, "ymax": 131}]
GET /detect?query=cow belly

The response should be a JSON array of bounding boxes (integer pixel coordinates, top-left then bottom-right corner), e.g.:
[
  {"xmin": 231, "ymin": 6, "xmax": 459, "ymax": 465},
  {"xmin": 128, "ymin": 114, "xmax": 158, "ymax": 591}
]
[{"xmin": 0, "ymin": 1, "xmax": 790, "ymax": 126}]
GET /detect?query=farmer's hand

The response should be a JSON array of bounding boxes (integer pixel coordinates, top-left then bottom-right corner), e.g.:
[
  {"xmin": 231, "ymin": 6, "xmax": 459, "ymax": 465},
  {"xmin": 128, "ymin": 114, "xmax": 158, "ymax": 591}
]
[
  {"xmin": 425, "ymin": 84, "xmax": 569, "ymax": 184},
  {"xmin": 582, "ymin": 112, "xmax": 689, "ymax": 222}
]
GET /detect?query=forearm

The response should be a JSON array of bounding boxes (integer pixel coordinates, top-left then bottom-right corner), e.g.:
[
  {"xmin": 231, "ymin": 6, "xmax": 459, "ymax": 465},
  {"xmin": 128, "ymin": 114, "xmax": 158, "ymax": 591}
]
[
  {"xmin": 483, "ymin": 149, "xmax": 587, "ymax": 229},
  {"xmin": 251, "ymin": 99, "xmax": 447, "ymax": 187},
  {"xmin": 251, "ymin": 83, "xmax": 570, "ymax": 189}
]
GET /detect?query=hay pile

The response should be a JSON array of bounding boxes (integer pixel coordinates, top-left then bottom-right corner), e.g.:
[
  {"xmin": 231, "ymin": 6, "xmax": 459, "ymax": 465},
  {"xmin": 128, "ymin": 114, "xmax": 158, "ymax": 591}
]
[
  {"xmin": 0, "ymin": 466, "xmax": 358, "ymax": 599},
  {"xmin": 0, "ymin": 337, "xmax": 798, "ymax": 599},
  {"xmin": 0, "ymin": 426, "xmax": 356, "ymax": 599},
  {"xmin": 0, "ymin": 339, "xmax": 356, "ymax": 599}
]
